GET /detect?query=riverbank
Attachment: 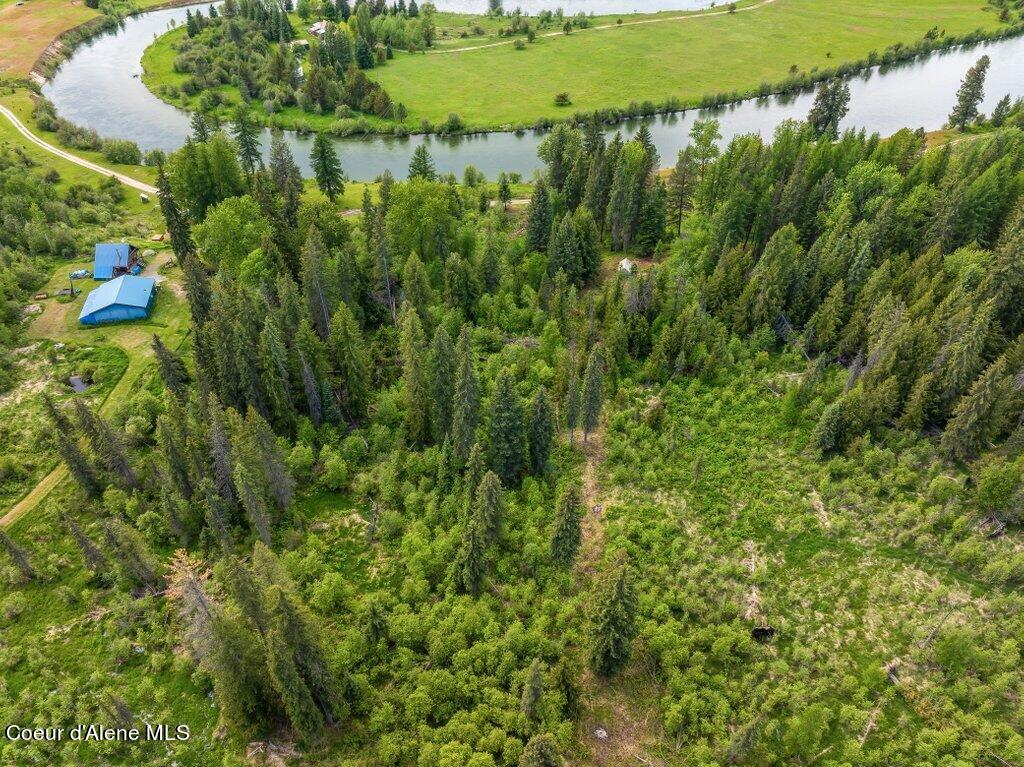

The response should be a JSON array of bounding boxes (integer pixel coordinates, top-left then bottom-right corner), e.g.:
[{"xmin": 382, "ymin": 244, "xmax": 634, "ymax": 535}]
[{"xmin": 137, "ymin": 0, "xmax": 1022, "ymax": 137}]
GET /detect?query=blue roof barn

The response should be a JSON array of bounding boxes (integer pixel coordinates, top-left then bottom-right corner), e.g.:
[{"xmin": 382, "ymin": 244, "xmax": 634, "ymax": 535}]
[
  {"xmin": 93, "ymin": 243, "xmax": 140, "ymax": 280},
  {"xmin": 79, "ymin": 275, "xmax": 156, "ymax": 326}
]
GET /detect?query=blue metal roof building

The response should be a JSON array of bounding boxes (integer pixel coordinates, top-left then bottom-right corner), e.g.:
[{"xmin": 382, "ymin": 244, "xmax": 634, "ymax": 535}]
[
  {"xmin": 93, "ymin": 243, "xmax": 137, "ymax": 280},
  {"xmin": 79, "ymin": 275, "xmax": 156, "ymax": 326}
]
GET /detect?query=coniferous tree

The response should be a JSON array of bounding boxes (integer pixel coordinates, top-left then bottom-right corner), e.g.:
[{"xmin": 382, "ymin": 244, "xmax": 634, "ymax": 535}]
[
  {"xmin": 666, "ymin": 147, "xmax": 696, "ymax": 235},
  {"xmin": 949, "ymin": 55, "xmax": 991, "ymax": 130},
  {"xmin": 301, "ymin": 227, "xmax": 337, "ymax": 338},
  {"xmin": 54, "ymin": 428, "xmax": 101, "ymax": 498},
  {"xmin": 401, "ymin": 251, "xmax": 433, "ymax": 324},
  {"xmin": 525, "ymin": 177, "xmax": 553, "ymax": 253},
  {"xmin": 520, "ymin": 658, "xmax": 544, "ymax": 722},
  {"xmin": 451, "ymin": 326, "xmax": 480, "ymax": 463},
  {"xmin": 152, "ymin": 334, "xmax": 190, "ymax": 398},
  {"xmin": 206, "ymin": 604, "xmax": 278, "ymax": 732},
  {"xmin": 488, "ymin": 369, "xmax": 526, "ymax": 486},
  {"xmin": 101, "ymin": 518, "xmax": 161, "ymax": 592},
  {"xmin": 520, "ymin": 734, "xmax": 564, "ymax": 767},
  {"xmin": 231, "ymin": 104, "xmax": 263, "ymax": 177},
  {"xmin": 589, "ymin": 553, "xmax": 637, "ymax": 677},
  {"xmin": 473, "ymin": 470, "xmax": 505, "ymax": 544},
  {"xmin": 61, "ymin": 512, "xmax": 110, "ymax": 579},
  {"xmin": 156, "ymin": 165, "xmax": 196, "ymax": 264},
  {"xmin": 550, "ymin": 482, "xmax": 583, "ymax": 567},
  {"xmin": 528, "ymin": 386, "xmax": 555, "ymax": 476},
  {"xmin": 407, "ymin": 144, "xmax": 436, "ymax": 180},
  {"xmin": 400, "ymin": 306, "xmax": 432, "ymax": 444},
  {"xmin": 581, "ymin": 346, "xmax": 605, "ymax": 443},
  {"xmin": 182, "ymin": 255, "xmax": 213, "ymax": 327},
  {"xmin": 565, "ymin": 367, "xmax": 581, "ymax": 446},
  {"xmin": 328, "ymin": 302, "xmax": 371, "ymax": 421},
  {"xmin": 429, "ymin": 325, "xmax": 457, "ymax": 442},
  {"xmin": 259, "ymin": 317, "xmax": 296, "ymax": 434},
  {"xmin": 246, "ymin": 408, "xmax": 294, "ymax": 513},
  {"xmin": 269, "ymin": 129, "xmax": 304, "ymax": 227},
  {"xmin": 807, "ymin": 79, "xmax": 851, "ymax": 139},
  {"xmin": 0, "ymin": 529, "xmax": 35, "ymax": 581},
  {"xmin": 299, "ymin": 352, "xmax": 324, "ymax": 427},
  {"xmin": 454, "ymin": 514, "xmax": 487, "ymax": 596},
  {"xmin": 548, "ymin": 214, "xmax": 582, "ymax": 285},
  {"xmin": 234, "ymin": 461, "xmax": 272, "ymax": 544},
  {"xmin": 190, "ymin": 111, "xmax": 210, "ymax": 142},
  {"xmin": 310, "ymin": 133, "xmax": 345, "ymax": 200}
]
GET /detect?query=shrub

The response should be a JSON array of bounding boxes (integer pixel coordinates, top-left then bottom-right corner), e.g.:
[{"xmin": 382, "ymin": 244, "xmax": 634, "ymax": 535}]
[{"xmin": 554, "ymin": 92, "xmax": 571, "ymax": 107}]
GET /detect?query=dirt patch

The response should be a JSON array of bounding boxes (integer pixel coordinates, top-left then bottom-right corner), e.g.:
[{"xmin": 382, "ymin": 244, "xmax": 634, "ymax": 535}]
[
  {"xmin": 575, "ymin": 430, "xmax": 608, "ymax": 577},
  {"xmin": 809, "ymin": 489, "xmax": 830, "ymax": 529}
]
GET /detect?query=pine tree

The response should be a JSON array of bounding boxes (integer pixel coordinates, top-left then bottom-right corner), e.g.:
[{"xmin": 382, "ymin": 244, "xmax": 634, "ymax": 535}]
[
  {"xmin": 328, "ymin": 302, "xmax": 371, "ymax": 420},
  {"xmin": 488, "ymin": 369, "xmax": 526, "ymax": 486},
  {"xmin": 299, "ymin": 352, "xmax": 324, "ymax": 427},
  {"xmin": 0, "ymin": 529, "xmax": 35, "ymax": 581},
  {"xmin": 246, "ymin": 408, "xmax": 294, "ymax": 513},
  {"xmin": 635, "ymin": 176, "xmax": 667, "ymax": 256},
  {"xmin": 206, "ymin": 604, "xmax": 278, "ymax": 732},
  {"xmin": 182, "ymin": 255, "xmax": 213, "ymax": 327},
  {"xmin": 259, "ymin": 317, "xmax": 296, "ymax": 434},
  {"xmin": 949, "ymin": 55, "xmax": 991, "ymax": 130},
  {"xmin": 267, "ymin": 626, "xmax": 325, "ymax": 742},
  {"xmin": 61, "ymin": 512, "xmax": 110, "ymax": 579},
  {"xmin": 581, "ymin": 346, "xmax": 604, "ymax": 443},
  {"xmin": 565, "ymin": 367, "xmax": 581, "ymax": 446},
  {"xmin": 550, "ymin": 482, "xmax": 582, "ymax": 567},
  {"xmin": 528, "ymin": 386, "xmax": 555, "ymax": 476},
  {"xmin": 234, "ymin": 461, "xmax": 272, "ymax": 544},
  {"xmin": 310, "ymin": 133, "xmax": 345, "ymax": 200},
  {"xmin": 231, "ymin": 104, "xmax": 264, "ymax": 177},
  {"xmin": 190, "ymin": 111, "xmax": 210, "ymax": 142},
  {"xmin": 941, "ymin": 351, "xmax": 1014, "ymax": 461},
  {"xmin": 451, "ymin": 325, "xmax": 480, "ymax": 463},
  {"xmin": 473, "ymin": 470, "xmax": 505, "ymax": 544},
  {"xmin": 525, "ymin": 177, "xmax": 552, "ymax": 252},
  {"xmin": 429, "ymin": 325, "xmax": 457, "ymax": 442},
  {"xmin": 400, "ymin": 306, "xmax": 432, "ymax": 444},
  {"xmin": 55, "ymin": 428, "xmax": 101, "ymax": 498},
  {"xmin": 454, "ymin": 514, "xmax": 487, "ymax": 596},
  {"xmin": 74, "ymin": 400, "xmax": 137, "ymax": 490},
  {"xmin": 199, "ymin": 479, "xmax": 234, "ymax": 555},
  {"xmin": 520, "ymin": 658, "xmax": 544, "ymax": 721},
  {"xmin": 589, "ymin": 553, "xmax": 637, "ymax": 677},
  {"xmin": 152, "ymin": 334, "xmax": 190, "ymax": 398},
  {"xmin": 519, "ymin": 734, "xmax": 564, "ymax": 767},
  {"xmin": 407, "ymin": 144, "xmax": 436, "ymax": 180},
  {"xmin": 101, "ymin": 518, "xmax": 161, "ymax": 592},
  {"xmin": 301, "ymin": 227, "xmax": 337, "ymax": 338},
  {"xmin": 269, "ymin": 129, "xmax": 304, "ymax": 226},
  {"xmin": 401, "ymin": 251, "xmax": 433, "ymax": 324},
  {"xmin": 666, "ymin": 147, "xmax": 696, "ymax": 235},
  {"xmin": 548, "ymin": 214, "xmax": 582, "ymax": 285},
  {"xmin": 437, "ymin": 436, "xmax": 457, "ymax": 496},
  {"xmin": 807, "ymin": 79, "xmax": 851, "ymax": 140},
  {"xmin": 156, "ymin": 164, "xmax": 196, "ymax": 264}
]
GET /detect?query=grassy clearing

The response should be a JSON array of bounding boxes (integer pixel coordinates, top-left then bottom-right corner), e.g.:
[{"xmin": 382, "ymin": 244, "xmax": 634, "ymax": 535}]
[{"xmin": 370, "ymin": 0, "xmax": 1010, "ymax": 128}]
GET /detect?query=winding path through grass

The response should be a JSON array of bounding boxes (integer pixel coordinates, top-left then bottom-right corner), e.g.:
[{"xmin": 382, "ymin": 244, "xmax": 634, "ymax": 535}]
[
  {"xmin": 0, "ymin": 103, "xmax": 157, "ymax": 194},
  {"xmin": 428, "ymin": 0, "xmax": 779, "ymax": 54}
]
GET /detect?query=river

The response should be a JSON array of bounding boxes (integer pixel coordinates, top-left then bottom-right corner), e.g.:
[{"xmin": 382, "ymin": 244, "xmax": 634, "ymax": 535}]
[{"xmin": 41, "ymin": 3, "xmax": 1024, "ymax": 180}]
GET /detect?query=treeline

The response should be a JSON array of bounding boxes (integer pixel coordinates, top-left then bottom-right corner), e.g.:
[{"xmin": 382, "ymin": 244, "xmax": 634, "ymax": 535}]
[{"xmin": 167, "ymin": 2, "xmax": 405, "ymax": 129}]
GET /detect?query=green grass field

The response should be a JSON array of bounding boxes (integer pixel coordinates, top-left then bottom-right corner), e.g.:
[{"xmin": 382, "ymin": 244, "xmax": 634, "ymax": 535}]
[{"xmin": 370, "ymin": 0, "xmax": 1009, "ymax": 128}]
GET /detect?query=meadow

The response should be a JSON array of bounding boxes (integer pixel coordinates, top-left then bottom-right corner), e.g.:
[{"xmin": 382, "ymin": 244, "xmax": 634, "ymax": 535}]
[{"xmin": 372, "ymin": 0, "xmax": 1012, "ymax": 128}]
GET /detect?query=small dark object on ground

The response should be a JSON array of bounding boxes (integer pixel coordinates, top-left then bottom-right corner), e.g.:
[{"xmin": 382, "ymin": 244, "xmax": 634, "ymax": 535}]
[{"xmin": 752, "ymin": 626, "xmax": 775, "ymax": 642}]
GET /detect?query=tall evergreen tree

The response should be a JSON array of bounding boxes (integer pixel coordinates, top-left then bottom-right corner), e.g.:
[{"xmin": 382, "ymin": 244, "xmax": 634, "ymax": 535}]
[
  {"xmin": 528, "ymin": 386, "xmax": 555, "ymax": 476},
  {"xmin": 807, "ymin": 79, "xmax": 852, "ymax": 140},
  {"xmin": 234, "ymin": 461, "xmax": 272, "ymax": 544},
  {"xmin": 473, "ymin": 470, "xmax": 505, "ymax": 544},
  {"xmin": 152, "ymin": 334, "xmax": 190, "ymax": 398},
  {"xmin": 949, "ymin": 55, "xmax": 991, "ymax": 130},
  {"xmin": 61, "ymin": 512, "xmax": 110, "ymax": 579},
  {"xmin": 488, "ymin": 369, "xmax": 526, "ymax": 486},
  {"xmin": 231, "ymin": 104, "xmax": 264, "ymax": 178},
  {"xmin": 400, "ymin": 306, "xmax": 432, "ymax": 444},
  {"xmin": 589, "ymin": 553, "xmax": 637, "ymax": 677},
  {"xmin": 0, "ymin": 529, "xmax": 35, "ymax": 581},
  {"xmin": 520, "ymin": 658, "xmax": 544, "ymax": 722},
  {"xmin": 451, "ymin": 326, "xmax": 480, "ymax": 463},
  {"xmin": 429, "ymin": 325, "xmax": 457, "ymax": 442},
  {"xmin": 565, "ymin": 367, "xmax": 581, "ymax": 446},
  {"xmin": 454, "ymin": 514, "xmax": 487, "ymax": 596},
  {"xmin": 182, "ymin": 254, "xmax": 213, "ymax": 327},
  {"xmin": 54, "ymin": 428, "xmax": 101, "ymax": 498},
  {"xmin": 268, "ymin": 129, "xmax": 304, "ymax": 227},
  {"xmin": 156, "ymin": 164, "xmax": 196, "ymax": 264},
  {"xmin": 328, "ymin": 302, "xmax": 371, "ymax": 420},
  {"xmin": 520, "ymin": 734, "xmax": 564, "ymax": 767},
  {"xmin": 525, "ymin": 177, "xmax": 553, "ymax": 253},
  {"xmin": 581, "ymin": 346, "xmax": 604, "ymax": 443},
  {"xmin": 301, "ymin": 227, "xmax": 337, "ymax": 338},
  {"xmin": 310, "ymin": 133, "xmax": 345, "ymax": 200},
  {"xmin": 407, "ymin": 144, "xmax": 436, "ymax": 180},
  {"xmin": 666, "ymin": 147, "xmax": 696, "ymax": 235},
  {"xmin": 550, "ymin": 482, "xmax": 582, "ymax": 567}
]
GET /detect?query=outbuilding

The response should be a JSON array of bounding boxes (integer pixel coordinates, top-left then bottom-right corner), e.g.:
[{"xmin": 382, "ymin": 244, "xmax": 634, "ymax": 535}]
[
  {"xmin": 93, "ymin": 242, "xmax": 140, "ymax": 280},
  {"xmin": 618, "ymin": 257, "xmax": 636, "ymax": 274},
  {"xmin": 78, "ymin": 275, "xmax": 156, "ymax": 326}
]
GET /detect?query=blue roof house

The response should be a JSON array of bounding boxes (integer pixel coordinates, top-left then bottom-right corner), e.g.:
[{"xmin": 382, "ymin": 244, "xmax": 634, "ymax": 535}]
[
  {"xmin": 93, "ymin": 243, "xmax": 137, "ymax": 280},
  {"xmin": 79, "ymin": 276, "xmax": 156, "ymax": 326}
]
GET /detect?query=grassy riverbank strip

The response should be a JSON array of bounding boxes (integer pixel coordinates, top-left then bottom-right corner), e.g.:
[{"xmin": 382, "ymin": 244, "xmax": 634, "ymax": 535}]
[{"xmin": 138, "ymin": 0, "xmax": 1021, "ymax": 137}]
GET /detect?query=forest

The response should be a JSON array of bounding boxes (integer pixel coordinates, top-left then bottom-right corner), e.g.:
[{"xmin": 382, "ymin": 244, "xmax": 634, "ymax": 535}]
[{"xmin": 2, "ymin": 59, "xmax": 1024, "ymax": 767}]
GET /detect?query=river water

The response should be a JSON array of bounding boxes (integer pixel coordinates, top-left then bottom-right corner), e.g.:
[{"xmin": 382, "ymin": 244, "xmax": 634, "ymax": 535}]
[{"xmin": 41, "ymin": 3, "xmax": 1024, "ymax": 180}]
